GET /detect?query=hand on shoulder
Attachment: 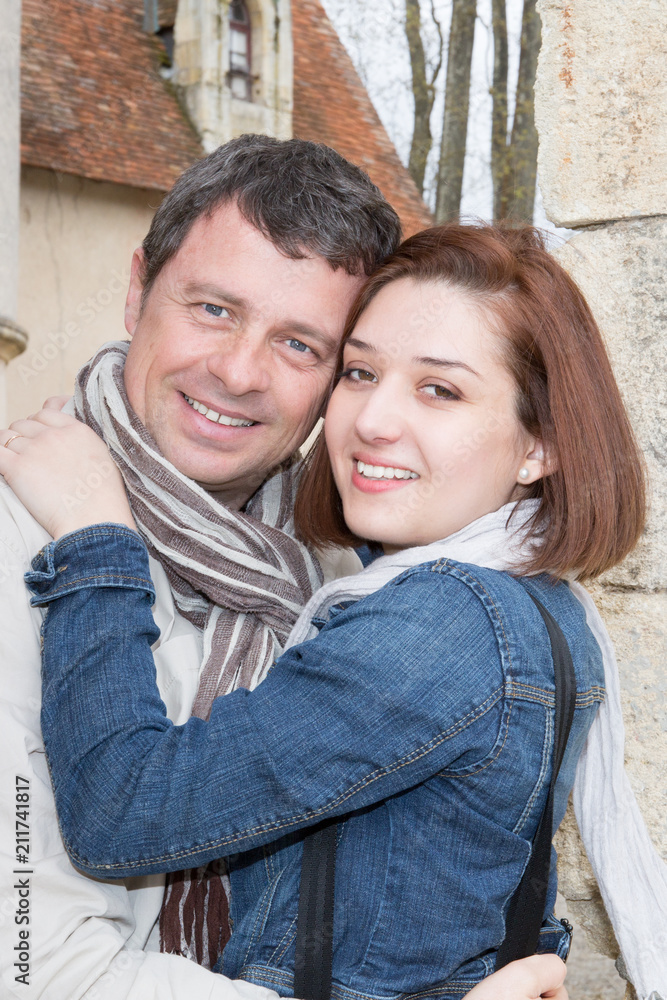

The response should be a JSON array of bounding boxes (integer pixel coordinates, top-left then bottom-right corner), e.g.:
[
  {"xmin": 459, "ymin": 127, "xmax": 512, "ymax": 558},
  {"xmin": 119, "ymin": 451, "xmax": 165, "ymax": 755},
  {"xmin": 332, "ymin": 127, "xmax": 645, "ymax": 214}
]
[{"xmin": 0, "ymin": 408, "xmax": 135, "ymax": 539}]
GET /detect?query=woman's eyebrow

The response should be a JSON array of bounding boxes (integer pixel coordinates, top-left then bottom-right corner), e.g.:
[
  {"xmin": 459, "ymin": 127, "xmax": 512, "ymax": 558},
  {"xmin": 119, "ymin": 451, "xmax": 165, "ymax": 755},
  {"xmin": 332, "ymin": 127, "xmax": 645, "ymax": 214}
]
[{"xmin": 415, "ymin": 356, "xmax": 481, "ymax": 377}]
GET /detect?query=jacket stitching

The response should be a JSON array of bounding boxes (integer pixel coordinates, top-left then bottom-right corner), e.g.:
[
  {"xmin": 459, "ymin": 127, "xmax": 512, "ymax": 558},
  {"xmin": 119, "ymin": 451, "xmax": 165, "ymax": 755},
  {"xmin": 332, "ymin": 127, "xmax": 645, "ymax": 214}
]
[
  {"xmin": 513, "ymin": 705, "xmax": 553, "ymax": 836},
  {"xmin": 36, "ymin": 573, "xmax": 154, "ymax": 597},
  {"xmin": 64, "ymin": 689, "xmax": 505, "ymax": 871}
]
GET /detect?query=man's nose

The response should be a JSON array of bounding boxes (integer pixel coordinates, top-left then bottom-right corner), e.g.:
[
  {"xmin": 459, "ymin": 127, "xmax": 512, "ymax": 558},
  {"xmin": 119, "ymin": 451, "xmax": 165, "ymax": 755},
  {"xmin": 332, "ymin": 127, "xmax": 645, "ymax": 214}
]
[
  {"xmin": 354, "ymin": 383, "xmax": 404, "ymax": 443},
  {"xmin": 206, "ymin": 333, "xmax": 272, "ymax": 396}
]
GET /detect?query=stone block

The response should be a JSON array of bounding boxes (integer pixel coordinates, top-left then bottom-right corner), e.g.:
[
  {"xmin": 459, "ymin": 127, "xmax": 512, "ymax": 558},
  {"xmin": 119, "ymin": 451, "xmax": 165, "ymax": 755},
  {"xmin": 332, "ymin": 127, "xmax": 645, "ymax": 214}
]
[
  {"xmin": 555, "ymin": 589, "xmax": 667, "ymax": 968},
  {"xmin": 535, "ymin": 0, "xmax": 667, "ymax": 227},
  {"xmin": 554, "ymin": 217, "xmax": 667, "ymax": 590}
]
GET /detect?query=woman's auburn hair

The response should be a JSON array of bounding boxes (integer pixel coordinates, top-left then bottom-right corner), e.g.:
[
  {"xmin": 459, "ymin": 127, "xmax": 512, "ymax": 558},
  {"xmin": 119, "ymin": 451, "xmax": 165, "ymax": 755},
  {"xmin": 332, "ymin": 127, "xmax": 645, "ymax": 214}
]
[{"xmin": 294, "ymin": 223, "xmax": 646, "ymax": 581}]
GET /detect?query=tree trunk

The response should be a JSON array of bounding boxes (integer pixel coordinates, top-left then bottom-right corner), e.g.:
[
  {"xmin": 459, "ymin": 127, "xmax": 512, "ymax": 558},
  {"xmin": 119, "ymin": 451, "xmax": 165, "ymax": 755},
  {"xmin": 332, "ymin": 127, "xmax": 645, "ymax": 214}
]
[
  {"xmin": 490, "ymin": 0, "xmax": 509, "ymax": 220},
  {"xmin": 406, "ymin": 0, "xmax": 431, "ymax": 195},
  {"xmin": 506, "ymin": 0, "xmax": 541, "ymax": 222},
  {"xmin": 434, "ymin": 0, "xmax": 477, "ymax": 222}
]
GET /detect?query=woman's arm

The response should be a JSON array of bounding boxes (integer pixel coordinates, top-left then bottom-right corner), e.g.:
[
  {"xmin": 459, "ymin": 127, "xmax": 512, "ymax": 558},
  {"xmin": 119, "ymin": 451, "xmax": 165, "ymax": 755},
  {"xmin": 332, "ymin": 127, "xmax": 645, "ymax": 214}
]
[{"xmin": 30, "ymin": 526, "xmax": 503, "ymax": 879}]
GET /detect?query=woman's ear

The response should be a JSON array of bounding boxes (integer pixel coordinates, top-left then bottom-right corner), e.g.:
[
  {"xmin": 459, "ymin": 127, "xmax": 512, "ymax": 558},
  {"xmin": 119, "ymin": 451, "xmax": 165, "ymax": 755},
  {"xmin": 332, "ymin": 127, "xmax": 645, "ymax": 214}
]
[
  {"xmin": 124, "ymin": 248, "xmax": 147, "ymax": 337},
  {"xmin": 516, "ymin": 439, "xmax": 555, "ymax": 486}
]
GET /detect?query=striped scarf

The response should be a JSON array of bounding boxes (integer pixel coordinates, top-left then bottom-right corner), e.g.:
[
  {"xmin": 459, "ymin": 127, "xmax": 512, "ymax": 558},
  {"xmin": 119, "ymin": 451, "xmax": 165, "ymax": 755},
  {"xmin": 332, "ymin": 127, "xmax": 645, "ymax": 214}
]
[{"xmin": 74, "ymin": 341, "xmax": 323, "ymax": 968}]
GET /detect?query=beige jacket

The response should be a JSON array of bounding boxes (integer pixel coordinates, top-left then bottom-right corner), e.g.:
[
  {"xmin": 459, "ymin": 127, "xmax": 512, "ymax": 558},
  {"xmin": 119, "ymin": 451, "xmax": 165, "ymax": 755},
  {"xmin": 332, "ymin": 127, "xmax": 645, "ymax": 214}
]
[{"xmin": 0, "ymin": 477, "xmax": 359, "ymax": 1000}]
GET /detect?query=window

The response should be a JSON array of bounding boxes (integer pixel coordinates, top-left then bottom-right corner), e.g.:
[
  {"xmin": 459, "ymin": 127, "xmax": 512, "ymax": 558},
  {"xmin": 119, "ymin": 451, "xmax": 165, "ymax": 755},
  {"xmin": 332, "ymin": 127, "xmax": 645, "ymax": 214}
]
[{"xmin": 229, "ymin": 0, "xmax": 252, "ymax": 101}]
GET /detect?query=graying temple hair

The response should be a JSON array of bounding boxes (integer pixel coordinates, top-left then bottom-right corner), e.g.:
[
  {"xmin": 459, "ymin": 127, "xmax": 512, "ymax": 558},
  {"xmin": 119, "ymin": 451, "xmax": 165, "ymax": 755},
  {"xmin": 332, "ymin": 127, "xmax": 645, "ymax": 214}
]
[{"xmin": 140, "ymin": 134, "xmax": 403, "ymax": 300}]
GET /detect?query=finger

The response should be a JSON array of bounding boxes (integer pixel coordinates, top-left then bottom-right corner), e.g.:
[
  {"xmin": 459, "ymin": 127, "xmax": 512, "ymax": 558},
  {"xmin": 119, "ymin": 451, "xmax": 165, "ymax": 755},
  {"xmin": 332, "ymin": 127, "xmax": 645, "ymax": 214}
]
[
  {"xmin": 0, "ymin": 431, "xmax": 23, "ymax": 461},
  {"xmin": 543, "ymin": 987, "xmax": 568, "ymax": 1000},
  {"xmin": 42, "ymin": 395, "xmax": 70, "ymax": 411},
  {"xmin": 10, "ymin": 409, "xmax": 78, "ymax": 432},
  {"xmin": 5, "ymin": 418, "xmax": 50, "ymax": 439}
]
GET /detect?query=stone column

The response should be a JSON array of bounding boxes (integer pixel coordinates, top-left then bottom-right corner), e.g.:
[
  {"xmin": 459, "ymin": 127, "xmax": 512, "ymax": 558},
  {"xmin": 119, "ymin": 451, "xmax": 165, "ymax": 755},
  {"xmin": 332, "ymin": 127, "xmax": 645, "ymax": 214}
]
[
  {"xmin": 535, "ymin": 2, "xmax": 667, "ymax": 998},
  {"xmin": 0, "ymin": 0, "xmax": 28, "ymax": 424}
]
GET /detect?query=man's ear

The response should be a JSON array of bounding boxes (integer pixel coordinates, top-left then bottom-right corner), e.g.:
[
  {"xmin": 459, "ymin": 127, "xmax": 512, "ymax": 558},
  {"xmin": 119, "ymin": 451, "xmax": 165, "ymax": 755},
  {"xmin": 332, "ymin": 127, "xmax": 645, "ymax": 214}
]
[
  {"xmin": 124, "ymin": 248, "xmax": 147, "ymax": 337},
  {"xmin": 516, "ymin": 439, "xmax": 556, "ymax": 486}
]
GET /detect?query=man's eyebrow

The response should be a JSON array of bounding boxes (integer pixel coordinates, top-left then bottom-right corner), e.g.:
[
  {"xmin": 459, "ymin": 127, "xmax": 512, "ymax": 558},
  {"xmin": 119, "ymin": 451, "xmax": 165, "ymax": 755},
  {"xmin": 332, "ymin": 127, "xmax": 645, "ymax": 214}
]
[
  {"xmin": 183, "ymin": 282, "xmax": 248, "ymax": 309},
  {"xmin": 289, "ymin": 323, "xmax": 339, "ymax": 354},
  {"xmin": 345, "ymin": 339, "xmax": 480, "ymax": 377}
]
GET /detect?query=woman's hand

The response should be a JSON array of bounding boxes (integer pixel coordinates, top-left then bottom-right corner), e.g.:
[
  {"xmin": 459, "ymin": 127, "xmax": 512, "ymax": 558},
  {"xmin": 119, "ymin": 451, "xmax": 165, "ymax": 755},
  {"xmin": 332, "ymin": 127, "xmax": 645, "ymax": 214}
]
[
  {"xmin": 0, "ymin": 409, "xmax": 135, "ymax": 539},
  {"xmin": 464, "ymin": 956, "xmax": 567, "ymax": 1000}
]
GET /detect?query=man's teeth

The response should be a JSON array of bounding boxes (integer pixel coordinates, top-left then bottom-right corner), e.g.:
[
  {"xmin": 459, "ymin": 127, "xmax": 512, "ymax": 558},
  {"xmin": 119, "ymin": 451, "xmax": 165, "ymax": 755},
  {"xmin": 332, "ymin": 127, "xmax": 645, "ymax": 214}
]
[
  {"xmin": 184, "ymin": 395, "xmax": 254, "ymax": 427},
  {"xmin": 356, "ymin": 460, "xmax": 418, "ymax": 481}
]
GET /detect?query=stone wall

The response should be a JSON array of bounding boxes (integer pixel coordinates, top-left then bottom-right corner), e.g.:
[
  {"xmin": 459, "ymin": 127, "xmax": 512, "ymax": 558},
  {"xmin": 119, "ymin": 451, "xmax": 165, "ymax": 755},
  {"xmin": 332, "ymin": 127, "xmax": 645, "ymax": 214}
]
[{"xmin": 535, "ymin": 2, "xmax": 667, "ymax": 997}]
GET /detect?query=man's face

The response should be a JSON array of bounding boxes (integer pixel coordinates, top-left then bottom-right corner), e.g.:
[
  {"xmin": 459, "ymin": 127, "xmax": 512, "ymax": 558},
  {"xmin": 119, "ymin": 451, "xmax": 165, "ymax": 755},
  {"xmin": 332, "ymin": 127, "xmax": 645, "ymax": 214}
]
[{"xmin": 123, "ymin": 202, "xmax": 365, "ymax": 507}]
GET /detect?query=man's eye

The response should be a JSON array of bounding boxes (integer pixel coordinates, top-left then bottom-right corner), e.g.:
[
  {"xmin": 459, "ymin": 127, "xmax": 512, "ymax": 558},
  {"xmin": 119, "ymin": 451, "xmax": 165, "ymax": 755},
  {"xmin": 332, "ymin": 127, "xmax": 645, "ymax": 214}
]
[
  {"xmin": 203, "ymin": 304, "xmax": 229, "ymax": 318},
  {"xmin": 287, "ymin": 338, "xmax": 313, "ymax": 354},
  {"xmin": 341, "ymin": 367, "xmax": 377, "ymax": 383}
]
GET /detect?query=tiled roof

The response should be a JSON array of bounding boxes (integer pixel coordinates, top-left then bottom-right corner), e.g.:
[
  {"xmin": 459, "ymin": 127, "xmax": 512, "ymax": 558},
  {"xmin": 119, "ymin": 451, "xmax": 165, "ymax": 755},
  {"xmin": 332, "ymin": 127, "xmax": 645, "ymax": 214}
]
[
  {"xmin": 292, "ymin": 0, "xmax": 432, "ymax": 236},
  {"xmin": 20, "ymin": 0, "xmax": 431, "ymax": 233},
  {"xmin": 20, "ymin": 0, "xmax": 202, "ymax": 191}
]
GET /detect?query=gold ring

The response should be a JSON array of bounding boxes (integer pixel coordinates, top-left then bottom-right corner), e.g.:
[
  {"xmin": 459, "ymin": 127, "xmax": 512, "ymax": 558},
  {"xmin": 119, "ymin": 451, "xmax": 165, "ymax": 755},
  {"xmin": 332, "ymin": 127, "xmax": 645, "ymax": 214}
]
[{"xmin": 4, "ymin": 434, "xmax": 21, "ymax": 449}]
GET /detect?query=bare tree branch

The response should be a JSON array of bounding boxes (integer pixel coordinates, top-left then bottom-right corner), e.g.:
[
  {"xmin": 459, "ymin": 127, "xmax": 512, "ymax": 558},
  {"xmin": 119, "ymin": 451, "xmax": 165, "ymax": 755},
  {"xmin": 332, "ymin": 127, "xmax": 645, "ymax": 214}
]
[
  {"xmin": 435, "ymin": 0, "xmax": 477, "ymax": 222},
  {"xmin": 430, "ymin": 0, "xmax": 444, "ymax": 83},
  {"xmin": 405, "ymin": 0, "xmax": 443, "ymax": 195}
]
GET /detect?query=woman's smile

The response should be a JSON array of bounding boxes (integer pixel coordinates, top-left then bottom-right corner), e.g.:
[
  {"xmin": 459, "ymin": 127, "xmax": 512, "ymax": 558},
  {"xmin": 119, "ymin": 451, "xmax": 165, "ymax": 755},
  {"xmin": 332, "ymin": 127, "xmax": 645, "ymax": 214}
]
[{"xmin": 351, "ymin": 455, "xmax": 420, "ymax": 493}]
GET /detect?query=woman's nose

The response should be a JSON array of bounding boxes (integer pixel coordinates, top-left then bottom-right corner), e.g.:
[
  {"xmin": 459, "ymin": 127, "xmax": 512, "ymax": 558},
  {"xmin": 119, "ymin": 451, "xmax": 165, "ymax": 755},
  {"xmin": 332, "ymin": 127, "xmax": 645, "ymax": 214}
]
[{"xmin": 354, "ymin": 384, "xmax": 404, "ymax": 443}]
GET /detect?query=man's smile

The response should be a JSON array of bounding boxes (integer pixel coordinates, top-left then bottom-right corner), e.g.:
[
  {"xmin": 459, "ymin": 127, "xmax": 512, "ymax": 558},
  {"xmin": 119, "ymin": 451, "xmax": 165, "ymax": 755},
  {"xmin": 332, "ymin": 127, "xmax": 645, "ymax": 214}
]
[{"xmin": 182, "ymin": 393, "xmax": 257, "ymax": 427}]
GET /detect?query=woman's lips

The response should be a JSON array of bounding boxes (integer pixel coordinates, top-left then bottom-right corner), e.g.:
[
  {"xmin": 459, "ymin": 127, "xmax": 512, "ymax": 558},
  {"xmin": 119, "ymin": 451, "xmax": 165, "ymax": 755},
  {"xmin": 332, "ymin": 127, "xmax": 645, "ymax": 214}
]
[{"xmin": 351, "ymin": 466, "xmax": 417, "ymax": 493}]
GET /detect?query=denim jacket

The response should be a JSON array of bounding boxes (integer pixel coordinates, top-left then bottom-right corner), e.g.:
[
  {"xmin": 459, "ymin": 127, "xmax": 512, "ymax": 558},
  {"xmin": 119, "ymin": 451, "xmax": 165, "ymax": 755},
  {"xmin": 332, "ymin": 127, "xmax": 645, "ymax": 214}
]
[{"xmin": 28, "ymin": 526, "xmax": 605, "ymax": 1000}]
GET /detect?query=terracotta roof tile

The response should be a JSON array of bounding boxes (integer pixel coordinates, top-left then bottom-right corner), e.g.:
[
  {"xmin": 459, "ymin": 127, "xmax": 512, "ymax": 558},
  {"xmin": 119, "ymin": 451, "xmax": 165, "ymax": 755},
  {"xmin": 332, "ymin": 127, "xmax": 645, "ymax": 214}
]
[
  {"xmin": 292, "ymin": 0, "xmax": 432, "ymax": 235},
  {"xmin": 21, "ymin": 0, "xmax": 202, "ymax": 191}
]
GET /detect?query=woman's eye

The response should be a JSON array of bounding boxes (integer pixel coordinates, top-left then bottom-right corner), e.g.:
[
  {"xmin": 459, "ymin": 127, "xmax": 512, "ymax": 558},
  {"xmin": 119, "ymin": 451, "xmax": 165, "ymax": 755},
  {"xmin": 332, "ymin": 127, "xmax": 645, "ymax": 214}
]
[
  {"xmin": 423, "ymin": 383, "xmax": 459, "ymax": 400},
  {"xmin": 287, "ymin": 338, "xmax": 313, "ymax": 354},
  {"xmin": 203, "ymin": 304, "xmax": 230, "ymax": 318},
  {"xmin": 341, "ymin": 367, "xmax": 377, "ymax": 383}
]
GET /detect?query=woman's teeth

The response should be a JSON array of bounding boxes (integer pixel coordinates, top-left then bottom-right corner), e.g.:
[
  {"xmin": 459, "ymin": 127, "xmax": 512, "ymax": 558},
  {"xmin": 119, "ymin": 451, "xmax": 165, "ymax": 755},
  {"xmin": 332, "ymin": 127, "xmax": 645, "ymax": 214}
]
[
  {"xmin": 184, "ymin": 395, "xmax": 254, "ymax": 427},
  {"xmin": 356, "ymin": 460, "xmax": 418, "ymax": 481}
]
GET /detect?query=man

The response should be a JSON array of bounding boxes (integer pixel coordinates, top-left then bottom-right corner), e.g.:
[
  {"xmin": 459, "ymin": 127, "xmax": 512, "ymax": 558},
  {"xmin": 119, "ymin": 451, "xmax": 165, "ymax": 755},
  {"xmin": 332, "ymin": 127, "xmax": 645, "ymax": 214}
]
[{"xmin": 0, "ymin": 134, "xmax": 400, "ymax": 1000}]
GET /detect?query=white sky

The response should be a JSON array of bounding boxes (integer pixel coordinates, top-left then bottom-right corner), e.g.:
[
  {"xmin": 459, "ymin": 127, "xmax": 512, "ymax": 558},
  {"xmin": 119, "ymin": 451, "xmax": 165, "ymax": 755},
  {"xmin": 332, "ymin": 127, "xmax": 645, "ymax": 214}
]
[{"xmin": 320, "ymin": 0, "xmax": 563, "ymax": 234}]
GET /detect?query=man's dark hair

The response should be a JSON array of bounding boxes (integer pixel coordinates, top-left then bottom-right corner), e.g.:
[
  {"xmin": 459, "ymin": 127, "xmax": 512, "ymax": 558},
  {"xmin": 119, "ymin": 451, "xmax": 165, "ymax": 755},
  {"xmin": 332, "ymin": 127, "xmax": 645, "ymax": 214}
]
[{"xmin": 140, "ymin": 134, "xmax": 403, "ymax": 299}]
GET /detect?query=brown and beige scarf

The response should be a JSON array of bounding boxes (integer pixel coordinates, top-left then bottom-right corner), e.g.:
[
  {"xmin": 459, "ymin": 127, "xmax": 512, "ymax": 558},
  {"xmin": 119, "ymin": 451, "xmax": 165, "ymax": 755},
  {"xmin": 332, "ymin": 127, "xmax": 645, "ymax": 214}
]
[{"xmin": 74, "ymin": 341, "xmax": 323, "ymax": 969}]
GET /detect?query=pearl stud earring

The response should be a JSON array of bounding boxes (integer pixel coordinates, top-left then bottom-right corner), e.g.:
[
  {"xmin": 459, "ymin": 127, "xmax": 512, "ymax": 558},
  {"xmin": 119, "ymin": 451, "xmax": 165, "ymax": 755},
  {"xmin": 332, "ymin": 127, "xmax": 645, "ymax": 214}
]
[{"xmin": 519, "ymin": 467, "xmax": 530, "ymax": 481}]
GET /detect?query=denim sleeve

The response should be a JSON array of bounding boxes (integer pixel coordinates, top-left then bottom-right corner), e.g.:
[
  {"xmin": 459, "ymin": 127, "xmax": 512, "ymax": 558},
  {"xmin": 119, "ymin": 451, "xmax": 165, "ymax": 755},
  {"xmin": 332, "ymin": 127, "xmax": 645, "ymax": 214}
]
[{"xmin": 30, "ymin": 526, "xmax": 504, "ymax": 880}]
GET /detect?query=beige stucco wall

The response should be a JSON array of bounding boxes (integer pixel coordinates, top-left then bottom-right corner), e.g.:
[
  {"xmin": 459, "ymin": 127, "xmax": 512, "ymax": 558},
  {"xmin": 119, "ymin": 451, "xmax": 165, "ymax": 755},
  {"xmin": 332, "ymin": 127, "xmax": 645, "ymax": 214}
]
[{"xmin": 8, "ymin": 167, "xmax": 157, "ymax": 422}]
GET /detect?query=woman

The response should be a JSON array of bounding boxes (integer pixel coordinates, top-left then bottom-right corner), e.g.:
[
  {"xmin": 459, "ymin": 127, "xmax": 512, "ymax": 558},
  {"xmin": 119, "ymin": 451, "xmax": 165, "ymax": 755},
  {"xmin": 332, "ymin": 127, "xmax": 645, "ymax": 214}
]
[{"xmin": 0, "ymin": 226, "xmax": 649, "ymax": 997}]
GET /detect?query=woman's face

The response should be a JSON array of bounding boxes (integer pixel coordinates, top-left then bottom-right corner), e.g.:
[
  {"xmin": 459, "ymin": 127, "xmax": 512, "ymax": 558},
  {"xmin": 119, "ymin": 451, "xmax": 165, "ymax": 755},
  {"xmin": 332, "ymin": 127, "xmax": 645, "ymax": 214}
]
[{"xmin": 325, "ymin": 278, "xmax": 544, "ymax": 551}]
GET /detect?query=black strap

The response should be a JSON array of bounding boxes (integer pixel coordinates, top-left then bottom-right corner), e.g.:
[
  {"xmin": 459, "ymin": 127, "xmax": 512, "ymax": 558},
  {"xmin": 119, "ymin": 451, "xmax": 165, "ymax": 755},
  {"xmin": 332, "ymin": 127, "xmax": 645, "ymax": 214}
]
[
  {"xmin": 496, "ymin": 592, "xmax": 578, "ymax": 967},
  {"xmin": 292, "ymin": 591, "xmax": 578, "ymax": 996},
  {"xmin": 293, "ymin": 820, "xmax": 338, "ymax": 1000}
]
